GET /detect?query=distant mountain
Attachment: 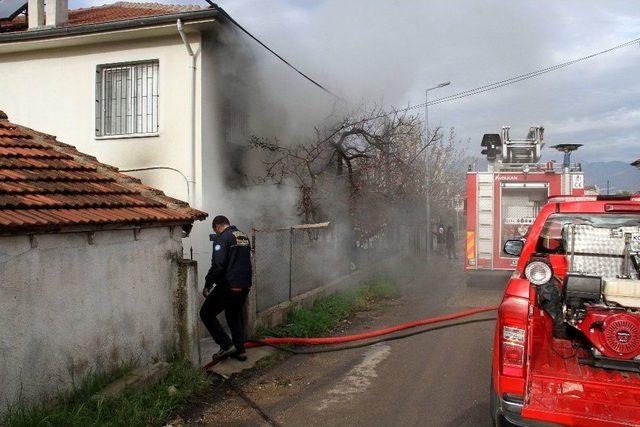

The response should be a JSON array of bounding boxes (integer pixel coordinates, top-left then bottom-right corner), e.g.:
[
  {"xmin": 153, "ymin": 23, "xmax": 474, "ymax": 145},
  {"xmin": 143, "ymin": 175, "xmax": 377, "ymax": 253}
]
[{"xmin": 582, "ymin": 161, "xmax": 640, "ymax": 194}]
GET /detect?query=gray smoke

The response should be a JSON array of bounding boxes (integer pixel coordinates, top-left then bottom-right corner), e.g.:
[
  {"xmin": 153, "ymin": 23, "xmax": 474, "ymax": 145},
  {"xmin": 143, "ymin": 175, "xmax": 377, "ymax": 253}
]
[{"xmin": 214, "ymin": 0, "xmax": 640, "ymax": 164}]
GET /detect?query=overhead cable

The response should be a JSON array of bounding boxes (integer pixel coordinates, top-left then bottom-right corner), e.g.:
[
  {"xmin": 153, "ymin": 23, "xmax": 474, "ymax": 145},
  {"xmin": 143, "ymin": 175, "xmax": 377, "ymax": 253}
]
[
  {"xmin": 208, "ymin": 1, "xmax": 339, "ymax": 98},
  {"xmin": 418, "ymin": 35, "xmax": 640, "ymax": 109}
]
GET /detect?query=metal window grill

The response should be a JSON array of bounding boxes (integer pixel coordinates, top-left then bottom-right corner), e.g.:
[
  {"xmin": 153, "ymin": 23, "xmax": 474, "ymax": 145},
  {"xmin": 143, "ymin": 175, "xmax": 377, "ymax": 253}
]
[{"xmin": 95, "ymin": 60, "xmax": 159, "ymax": 137}]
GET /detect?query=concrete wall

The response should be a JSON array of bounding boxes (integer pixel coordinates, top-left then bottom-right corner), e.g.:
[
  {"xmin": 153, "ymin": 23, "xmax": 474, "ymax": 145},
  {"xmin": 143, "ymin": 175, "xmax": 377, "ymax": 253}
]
[
  {"xmin": 174, "ymin": 259, "xmax": 202, "ymax": 367},
  {"xmin": 0, "ymin": 227, "xmax": 193, "ymax": 410}
]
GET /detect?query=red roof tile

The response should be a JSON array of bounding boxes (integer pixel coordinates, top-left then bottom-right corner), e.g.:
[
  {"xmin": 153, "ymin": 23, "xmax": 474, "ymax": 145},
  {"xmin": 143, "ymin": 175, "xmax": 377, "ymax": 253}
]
[
  {"xmin": 1, "ymin": 2, "xmax": 203, "ymax": 33},
  {"xmin": 0, "ymin": 110, "xmax": 206, "ymax": 233}
]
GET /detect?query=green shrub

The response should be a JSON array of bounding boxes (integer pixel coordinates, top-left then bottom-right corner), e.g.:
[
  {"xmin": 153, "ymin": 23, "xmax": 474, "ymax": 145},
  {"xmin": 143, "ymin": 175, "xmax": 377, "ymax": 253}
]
[{"xmin": 259, "ymin": 277, "xmax": 398, "ymax": 339}]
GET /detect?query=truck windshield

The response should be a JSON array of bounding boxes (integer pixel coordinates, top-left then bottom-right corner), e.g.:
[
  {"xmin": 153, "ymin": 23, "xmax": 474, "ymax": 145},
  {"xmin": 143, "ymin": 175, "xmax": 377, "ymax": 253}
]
[{"xmin": 500, "ymin": 186, "xmax": 547, "ymax": 257}]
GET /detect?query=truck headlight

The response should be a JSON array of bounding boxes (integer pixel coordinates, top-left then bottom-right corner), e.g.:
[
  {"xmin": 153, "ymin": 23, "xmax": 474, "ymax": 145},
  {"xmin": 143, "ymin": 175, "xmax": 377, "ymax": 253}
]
[{"xmin": 525, "ymin": 260, "xmax": 552, "ymax": 285}]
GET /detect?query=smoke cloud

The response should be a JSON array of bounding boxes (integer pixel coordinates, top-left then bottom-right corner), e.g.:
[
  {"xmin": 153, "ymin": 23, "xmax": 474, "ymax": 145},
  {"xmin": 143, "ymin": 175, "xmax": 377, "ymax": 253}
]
[{"xmin": 213, "ymin": 0, "xmax": 640, "ymax": 164}]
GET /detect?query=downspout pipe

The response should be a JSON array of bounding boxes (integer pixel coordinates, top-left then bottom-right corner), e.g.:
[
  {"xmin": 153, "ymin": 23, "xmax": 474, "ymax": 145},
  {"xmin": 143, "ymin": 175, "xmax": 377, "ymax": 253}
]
[{"xmin": 177, "ymin": 19, "xmax": 200, "ymax": 208}]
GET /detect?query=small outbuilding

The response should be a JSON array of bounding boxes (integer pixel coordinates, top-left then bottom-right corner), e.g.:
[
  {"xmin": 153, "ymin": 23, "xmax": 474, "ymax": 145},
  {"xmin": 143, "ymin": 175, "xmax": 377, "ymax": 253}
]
[{"xmin": 0, "ymin": 111, "xmax": 207, "ymax": 410}]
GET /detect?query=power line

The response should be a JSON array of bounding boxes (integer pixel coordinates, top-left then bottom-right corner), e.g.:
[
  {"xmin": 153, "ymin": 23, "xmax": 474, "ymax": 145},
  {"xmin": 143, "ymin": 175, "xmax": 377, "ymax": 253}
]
[
  {"xmin": 364, "ymin": 34, "xmax": 640, "ymax": 120},
  {"xmin": 419, "ymin": 35, "xmax": 640, "ymax": 109},
  {"xmin": 209, "ymin": 2, "xmax": 339, "ymax": 98},
  {"xmin": 344, "ymin": 35, "xmax": 640, "ymax": 143}
]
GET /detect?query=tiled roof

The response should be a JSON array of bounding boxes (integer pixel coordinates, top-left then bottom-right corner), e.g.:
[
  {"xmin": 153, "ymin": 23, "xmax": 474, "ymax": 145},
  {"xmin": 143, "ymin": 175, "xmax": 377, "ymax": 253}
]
[
  {"xmin": 0, "ymin": 110, "xmax": 207, "ymax": 234},
  {"xmin": 0, "ymin": 2, "xmax": 203, "ymax": 33}
]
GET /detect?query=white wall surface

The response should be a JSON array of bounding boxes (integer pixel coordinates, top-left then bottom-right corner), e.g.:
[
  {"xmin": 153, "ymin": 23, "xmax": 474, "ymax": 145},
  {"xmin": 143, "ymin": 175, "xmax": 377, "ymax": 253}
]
[
  {"xmin": 0, "ymin": 29, "xmax": 233, "ymax": 290},
  {"xmin": 0, "ymin": 30, "xmax": 217, "ymax": 286},
  {"xmin": 0, "ymin": 227, "xmax": 183, "ymax": 409},
  {"xmin": 0, "ymin": 34, "xmax": 202, "ymax": 204}
]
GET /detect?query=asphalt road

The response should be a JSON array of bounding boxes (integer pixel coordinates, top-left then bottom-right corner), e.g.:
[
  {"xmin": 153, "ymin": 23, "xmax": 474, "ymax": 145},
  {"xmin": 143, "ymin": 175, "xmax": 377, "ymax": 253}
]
[{"xmin": 197, "ymin": 258, "xmax": 508, "ymax": 427}]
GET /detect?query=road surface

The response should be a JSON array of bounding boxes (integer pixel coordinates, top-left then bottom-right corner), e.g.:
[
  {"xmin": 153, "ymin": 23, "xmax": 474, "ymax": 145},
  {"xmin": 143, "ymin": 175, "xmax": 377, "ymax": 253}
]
[{"xmin": 195, "ymin": 257, "xmax": 508, "ymax": 426}]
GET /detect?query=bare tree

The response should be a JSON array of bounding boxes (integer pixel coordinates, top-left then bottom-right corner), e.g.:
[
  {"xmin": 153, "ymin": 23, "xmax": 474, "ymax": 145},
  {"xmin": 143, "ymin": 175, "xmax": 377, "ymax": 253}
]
[{"xmin": 251, "ymin": 104, "xmax": 466, "ymax": 241}]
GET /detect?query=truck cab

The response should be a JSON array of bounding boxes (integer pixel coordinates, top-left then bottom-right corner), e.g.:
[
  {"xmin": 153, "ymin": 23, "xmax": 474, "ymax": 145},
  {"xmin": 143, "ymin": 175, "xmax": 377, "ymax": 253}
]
[{"xmin": 491, "ymin": 195, "xmax": 640, "ymax": 426}]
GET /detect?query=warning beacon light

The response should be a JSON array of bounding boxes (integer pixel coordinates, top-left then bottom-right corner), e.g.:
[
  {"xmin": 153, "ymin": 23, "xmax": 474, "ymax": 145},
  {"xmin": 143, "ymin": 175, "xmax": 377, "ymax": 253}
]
[{"xmin": 480, "ymin": 133, "xmax": 502, "ymax": 161}]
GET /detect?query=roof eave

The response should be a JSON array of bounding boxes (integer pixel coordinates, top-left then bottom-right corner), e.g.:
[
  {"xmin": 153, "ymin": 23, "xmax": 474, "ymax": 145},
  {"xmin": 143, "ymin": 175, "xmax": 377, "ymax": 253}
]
[
  {"xmin": 0, "ymin": 8, "xmax": 222, "ymax": 44},
  {"xmin": 0, "ymin": 219, "xmax": 205, "ymax": 237}
]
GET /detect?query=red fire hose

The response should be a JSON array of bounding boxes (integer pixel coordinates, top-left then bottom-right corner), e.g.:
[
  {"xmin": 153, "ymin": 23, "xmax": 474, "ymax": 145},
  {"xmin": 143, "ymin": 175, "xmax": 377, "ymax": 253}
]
[
  {"xmin": 248, "ymin": 305, "xmax": 496, "ymax": 347},
  {"xmin": 204, "ymin": 306, "xmax": 497, "ymax": 370}
]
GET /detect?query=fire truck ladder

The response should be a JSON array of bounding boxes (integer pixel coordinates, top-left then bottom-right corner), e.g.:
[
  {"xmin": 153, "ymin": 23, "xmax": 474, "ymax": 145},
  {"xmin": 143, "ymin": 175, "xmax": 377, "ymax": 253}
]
[
  {"xmin": 477, "ymin": 173, "xmax": 494, "ymax": 266},
  {"xmin": 501, "ymin": 126, "xmax": 544, "ymax": 164}
]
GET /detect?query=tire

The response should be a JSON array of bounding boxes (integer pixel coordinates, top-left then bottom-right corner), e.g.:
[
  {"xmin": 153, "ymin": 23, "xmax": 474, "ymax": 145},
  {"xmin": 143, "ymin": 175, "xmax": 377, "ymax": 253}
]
[
  {"xmin": 497, "ymin": 414, "xmax": 518, "ymax": 427},
  {"xmin": 490, "ymin": 378, "xmax": 519, "ymax": 427},
  {"xmin": 490, "ymin": 377, "xmax": 500, "ymax": 426}
]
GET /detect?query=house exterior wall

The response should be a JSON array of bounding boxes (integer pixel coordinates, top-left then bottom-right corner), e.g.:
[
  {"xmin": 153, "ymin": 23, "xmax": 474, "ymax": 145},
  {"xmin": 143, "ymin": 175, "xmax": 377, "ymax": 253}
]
[
  {"xmin": 0, "ymin": 34, "xmax": 202, "ymax": 205},
  {"xmin": 0, "ymin": 227, "xmax": 184, "ymax": 409},
  {"xmin": 0, "ymin": 27, "xmax": 242, "ymax": 289},
  {"xmin": 0, "ymin": 30, "xmax": 217, "ymax": 282}
]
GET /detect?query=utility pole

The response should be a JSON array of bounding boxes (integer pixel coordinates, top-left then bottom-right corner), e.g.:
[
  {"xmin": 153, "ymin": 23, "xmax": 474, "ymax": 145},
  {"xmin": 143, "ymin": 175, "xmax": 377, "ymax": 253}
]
[{"xmin": 424, "ymin": 80, "xmax": 450, "ymax": 258}]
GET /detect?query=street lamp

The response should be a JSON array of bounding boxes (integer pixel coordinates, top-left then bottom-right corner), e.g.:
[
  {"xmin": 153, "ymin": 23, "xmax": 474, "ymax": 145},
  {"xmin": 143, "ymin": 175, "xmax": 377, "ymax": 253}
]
[
  {"xmin": 424, "ymin": 80, "xmax": 451, "ymax": 258},
  {"xmin": 425, "ymin": 80, "xmax": 450, "ymax": 138}
]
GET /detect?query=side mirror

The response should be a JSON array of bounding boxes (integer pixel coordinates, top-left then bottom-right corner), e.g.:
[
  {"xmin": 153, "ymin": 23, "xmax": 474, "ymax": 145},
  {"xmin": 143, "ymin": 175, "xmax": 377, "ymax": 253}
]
[{"xmin": 503, "ymin": 240, "xmax": 524, "ymax": 257}]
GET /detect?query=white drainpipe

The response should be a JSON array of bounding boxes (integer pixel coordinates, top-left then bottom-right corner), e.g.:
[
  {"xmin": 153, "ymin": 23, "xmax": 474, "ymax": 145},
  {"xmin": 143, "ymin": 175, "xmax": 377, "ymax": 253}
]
[{"xmin": 177, "ymin": 19, "xmax": 200, "ymax": 207}]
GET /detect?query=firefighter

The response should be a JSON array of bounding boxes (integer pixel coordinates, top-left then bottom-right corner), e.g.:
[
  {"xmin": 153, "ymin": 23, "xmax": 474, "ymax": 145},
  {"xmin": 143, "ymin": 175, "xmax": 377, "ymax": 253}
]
[
  {"xmin": 446, "ymin": 226, "xmax": 457, "ymax": 260},
  {"xmin": 200, "ymin": 215, "xmax": 252, "ymax": 362},
  {"xmin": 436, "ymin": 224, "xmax": 446, "ymax": 255}
]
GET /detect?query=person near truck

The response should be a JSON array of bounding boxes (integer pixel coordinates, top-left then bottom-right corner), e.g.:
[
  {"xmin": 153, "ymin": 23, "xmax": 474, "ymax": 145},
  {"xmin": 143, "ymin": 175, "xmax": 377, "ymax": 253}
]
[
  {"xmin": 200, "ymin": 215, "xmax": 252, "ymax": 362},
  {"xmin": 436, "ymin": 224, "xmax": 446, "ymax": 255},
  {"xmin": 446, "ymin": 225, "xmax": 457, "ymax": 260}
]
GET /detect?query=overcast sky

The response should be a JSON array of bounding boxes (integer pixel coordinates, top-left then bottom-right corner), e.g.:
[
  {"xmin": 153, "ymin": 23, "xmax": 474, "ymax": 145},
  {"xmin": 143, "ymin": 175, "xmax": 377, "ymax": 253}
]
[{"xmin": 72, "ymin": 0, "xmax": 640, "ymax": 163}]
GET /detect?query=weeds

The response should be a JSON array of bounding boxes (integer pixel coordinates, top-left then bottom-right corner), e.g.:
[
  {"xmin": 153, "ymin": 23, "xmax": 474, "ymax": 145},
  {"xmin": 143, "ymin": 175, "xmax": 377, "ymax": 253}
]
[
  {"xmin": 1, "ymin": 360, "xmax": 209, "ymax": 427},
  {"xmin": 259, "ymin": 277, "xmax": 398, "ymax": 338},
  {"xmin": 3, "ymin": 279, "xmax": 398, "ymax": 426}
]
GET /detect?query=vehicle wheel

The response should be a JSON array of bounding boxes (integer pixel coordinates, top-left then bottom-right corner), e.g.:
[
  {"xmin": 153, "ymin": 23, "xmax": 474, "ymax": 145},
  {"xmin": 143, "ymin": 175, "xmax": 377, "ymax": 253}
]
[
  {"xmin": 496, "ymin": 413, "xmax": 517, "ymax": 427},
  {"xmin": 489, "ymin": 378, "xmax": 500, "ymax": 425}
]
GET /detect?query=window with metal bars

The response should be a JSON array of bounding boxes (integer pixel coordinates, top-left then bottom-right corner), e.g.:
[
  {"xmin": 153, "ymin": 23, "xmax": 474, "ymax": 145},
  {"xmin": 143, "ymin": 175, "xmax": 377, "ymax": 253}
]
[{"xmin": 95, "ymin": 60, "xmax": 159, "ymax": 137}]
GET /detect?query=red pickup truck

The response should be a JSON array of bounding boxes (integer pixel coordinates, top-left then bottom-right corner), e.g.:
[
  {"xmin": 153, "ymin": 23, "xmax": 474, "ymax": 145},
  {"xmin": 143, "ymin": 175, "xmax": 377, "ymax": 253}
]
[{"xmin": 491, "ymin": 195, "xmax": 640, "ymax": 426}]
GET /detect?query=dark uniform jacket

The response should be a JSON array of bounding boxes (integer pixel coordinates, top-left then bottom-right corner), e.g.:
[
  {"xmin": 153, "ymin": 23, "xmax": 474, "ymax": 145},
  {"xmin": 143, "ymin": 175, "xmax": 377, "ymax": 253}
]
[
  {"xmin": 204, "ymin": 226, "xmax": 252, "ymax": 290},
  {"xmin": 445, "ymin": 228, "xmax": 455, "ymax": 247}
]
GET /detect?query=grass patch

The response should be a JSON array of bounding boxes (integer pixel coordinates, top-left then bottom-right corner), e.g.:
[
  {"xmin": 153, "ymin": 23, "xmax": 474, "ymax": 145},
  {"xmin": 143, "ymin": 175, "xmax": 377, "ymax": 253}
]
[
  {"xmin": 1, "ymin": 360, "xmax": 210, "ymax": 427},
  {"xmin": 259, "ymin": 277, "xmax": 398, "ymax": 338}
]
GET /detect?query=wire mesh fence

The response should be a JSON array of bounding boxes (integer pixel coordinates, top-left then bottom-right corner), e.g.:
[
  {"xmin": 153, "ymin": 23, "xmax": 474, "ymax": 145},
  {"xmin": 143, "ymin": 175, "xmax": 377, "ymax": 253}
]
[
  {"xmin": 352, "ymin": 224, "xmax": 428, "ymax": 264},
  {"xmin": 252, "ymin": 221, "xmax": 433, "ymax": 313},
  {"xmin": 253, "ymin": 222, "xmax": 350, "ymax": 313}
]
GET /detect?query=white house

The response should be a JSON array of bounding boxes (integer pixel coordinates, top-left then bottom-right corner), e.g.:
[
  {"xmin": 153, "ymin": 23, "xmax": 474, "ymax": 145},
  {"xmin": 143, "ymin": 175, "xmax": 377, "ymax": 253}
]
[
  {"xmin": 0, "ymin": 0, "xmax": 260, "ymax": 283},
  {"xmin": 0, "ymin": 111, "xmax": 206, "ymax": 409}
]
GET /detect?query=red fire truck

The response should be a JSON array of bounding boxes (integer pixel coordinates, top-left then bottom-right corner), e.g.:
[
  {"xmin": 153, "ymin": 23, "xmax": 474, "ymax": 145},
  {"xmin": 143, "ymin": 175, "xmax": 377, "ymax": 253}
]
[{"xmin": 466, "ymin": 126, "xmax": 585, "ymax": 272}]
